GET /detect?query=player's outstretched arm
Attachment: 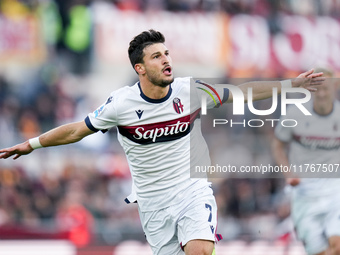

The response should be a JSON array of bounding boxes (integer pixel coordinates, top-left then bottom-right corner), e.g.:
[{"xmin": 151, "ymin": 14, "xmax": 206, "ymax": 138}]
[
  {"xmin": 226, "ymin": 68, "xmax": 325, "ymax": 103},
  {"xmin": 0, "ymin": 120, "xmax": 95, "ymax": 160}
]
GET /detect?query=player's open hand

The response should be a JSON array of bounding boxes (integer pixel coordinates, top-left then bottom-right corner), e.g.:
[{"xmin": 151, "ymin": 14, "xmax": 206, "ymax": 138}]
[
  {"xmin": 292, "ymin": 68, "xmax": 325, "ymax": 92},
  {"xmin": 0, "ymin": 141, "xmax": 33, "ymax": 160}
]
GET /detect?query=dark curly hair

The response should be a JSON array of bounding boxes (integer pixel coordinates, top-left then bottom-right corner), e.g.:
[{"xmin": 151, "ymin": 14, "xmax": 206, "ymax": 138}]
[{"xmin": 128, "ymin": 29, "xmax": 165, "ymax": 70}]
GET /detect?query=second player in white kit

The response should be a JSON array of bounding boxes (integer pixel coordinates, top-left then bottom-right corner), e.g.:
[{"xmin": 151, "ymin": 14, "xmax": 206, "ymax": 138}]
[{"xmin": 273, "ymin": 69, "xmax": 340, "ymax": 255}]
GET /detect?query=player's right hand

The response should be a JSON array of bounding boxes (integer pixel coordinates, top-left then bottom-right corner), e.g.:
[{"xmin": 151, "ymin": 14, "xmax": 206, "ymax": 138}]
[
  {"xmin": 0, "ymin": 141, "xmax": 34, "ymax": 160},
  {"xmin": 286, "ymin": 178, "xmax": 300, "ymax": 186}
]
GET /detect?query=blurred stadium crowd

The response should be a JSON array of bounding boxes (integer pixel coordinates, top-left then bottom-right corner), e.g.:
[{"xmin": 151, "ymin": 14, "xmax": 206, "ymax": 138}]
[{"xmin": 0, "ymin": 0, "xmax": 338, "ymax": 249}]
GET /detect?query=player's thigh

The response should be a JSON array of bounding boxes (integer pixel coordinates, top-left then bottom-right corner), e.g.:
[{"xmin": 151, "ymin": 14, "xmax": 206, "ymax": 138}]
[
  {"xmin": 177, "ymin": 191, "xmax": 217, "ymax": 251},
  {"xmin": 139, "ymin": 207, "xmax": 183, "ymax": 255},
  {"xmin": 293, "ymin": 212, "xmax": 328, "ymax": 255},
  {"xmin": 184, "ymin": 239, "xmax": 214, "ymax": 255},
  {"xmin": 325, "ymin": 208, "xmax": 340, "ymax": 239},
  {"xmin": 292, "ymin": 198, "xmax": 329, "ymax": 255}
]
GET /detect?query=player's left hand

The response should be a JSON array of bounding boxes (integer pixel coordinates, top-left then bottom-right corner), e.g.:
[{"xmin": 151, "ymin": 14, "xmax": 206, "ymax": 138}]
[
  {"xmin": 292, "ymin": 68, "xmax": 325, "ymax": 92},
  {"xmin": 0, "ymin": 141, "xmax": 33, "ymax": 160}
]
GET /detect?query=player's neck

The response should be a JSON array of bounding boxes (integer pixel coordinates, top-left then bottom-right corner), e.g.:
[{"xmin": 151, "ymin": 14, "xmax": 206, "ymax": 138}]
[{"xmin": 139, "ymin": 79, "xmax": 170, "ymax": 100}]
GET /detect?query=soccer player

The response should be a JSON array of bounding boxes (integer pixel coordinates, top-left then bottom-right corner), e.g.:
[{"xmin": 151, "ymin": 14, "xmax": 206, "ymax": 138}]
[
  {"xmin": 272, "ymin": 68, "xmax": 340, "ymax": 255},
  {"xmin": 0, "ymin": 30, "xmax": 324, "ymax": 255}
]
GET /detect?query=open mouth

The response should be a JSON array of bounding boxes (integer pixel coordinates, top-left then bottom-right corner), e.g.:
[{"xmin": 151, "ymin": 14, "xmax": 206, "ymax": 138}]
[{"xmin": 163, "ymin": 66, "xmax": 172, "ymax": 75}]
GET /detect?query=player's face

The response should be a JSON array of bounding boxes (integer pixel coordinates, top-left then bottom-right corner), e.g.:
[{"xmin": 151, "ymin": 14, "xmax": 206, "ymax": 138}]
[
  {"xmin": 141, "ymin": 43, "xmax": 174, "ymax": 87},
  {"xmin": 313, "ymin": 79, "xmax": 336, "ymax": 111}
]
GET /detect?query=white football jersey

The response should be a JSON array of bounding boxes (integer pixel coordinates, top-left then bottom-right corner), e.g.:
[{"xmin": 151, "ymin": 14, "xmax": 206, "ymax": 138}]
[
  {"xmin": 275, "ymin": 100, "xmax": 340, "ymax": 197},
  {"xmin": 85, "ymin": 77, "xmax": 229, "ymax": 212}
]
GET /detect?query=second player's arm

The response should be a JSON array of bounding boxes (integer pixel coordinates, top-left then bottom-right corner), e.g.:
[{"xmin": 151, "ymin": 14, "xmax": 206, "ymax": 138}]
[{"xmin": 272, "ymin": 137, "xmax": 300, "ymax": 186}]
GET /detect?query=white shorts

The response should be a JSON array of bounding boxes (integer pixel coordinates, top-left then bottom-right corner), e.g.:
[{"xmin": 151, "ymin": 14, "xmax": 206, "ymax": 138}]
[
  {"xmin": 138, "ymin": 185, "xmax": 218, "ymax": 255},
  {"xmin": 292, "ymin": 195, "xmax": 340, "ymax": 255}
]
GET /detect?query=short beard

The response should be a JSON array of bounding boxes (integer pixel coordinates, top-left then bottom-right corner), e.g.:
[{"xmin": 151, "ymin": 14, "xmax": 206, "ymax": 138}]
[{"xmin": 150, "ymin": 76, "xmax": 174, "ymax": 88}]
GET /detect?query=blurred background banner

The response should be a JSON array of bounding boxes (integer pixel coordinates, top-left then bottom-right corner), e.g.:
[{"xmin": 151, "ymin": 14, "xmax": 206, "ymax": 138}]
[
  {"xmin": 93, "ymin": 6, "xmax": 340, "ymax": 77},
  {"xmin": 0, "ymin": 0, "xmax": 340, "ymax": 254},
  {"xmin": 1, "ymin": 1, "xmax": 340, "ymax": 77},
  {"xmin": 0, "ymin": 13, "xmax": 46, "ymax": 64},
  {"xmin": 93, "ymin": 5, "xmax": 225, "ymax": 65}
]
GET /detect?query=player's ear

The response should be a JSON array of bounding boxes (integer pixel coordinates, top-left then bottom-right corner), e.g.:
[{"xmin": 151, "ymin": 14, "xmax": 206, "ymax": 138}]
[{"xmin": 135, "ymin": 63, "xmax": 145, "ymax": 75}]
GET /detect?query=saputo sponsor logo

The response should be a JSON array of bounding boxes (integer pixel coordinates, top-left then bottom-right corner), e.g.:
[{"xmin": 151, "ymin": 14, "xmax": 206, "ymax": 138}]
[
  {"xmin": 133, "ymin": 120, "xmax": 190, "ymax": 143},
  {"xmin": 118, "ymin": 110, "xmax": 200, "ymax": 144}
]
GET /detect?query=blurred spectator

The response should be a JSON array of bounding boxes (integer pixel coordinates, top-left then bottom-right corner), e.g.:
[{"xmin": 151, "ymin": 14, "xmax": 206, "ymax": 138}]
[
  {"xmin": 55, "ymin": 0, "xmax": 92, "ymax": 75},
  {"xmin": 114, "ymin": 0, "xmax": 144, "ymax": 11},
  {"xmin": 56, "ymin": 180, "xmax": 94, "ymax": 247}
]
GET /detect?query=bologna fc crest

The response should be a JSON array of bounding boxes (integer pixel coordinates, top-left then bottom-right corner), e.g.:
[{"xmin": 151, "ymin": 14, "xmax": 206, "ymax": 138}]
[{"xmin": 173, "ymin": 97, "xmax": 184, "ymax": 114}]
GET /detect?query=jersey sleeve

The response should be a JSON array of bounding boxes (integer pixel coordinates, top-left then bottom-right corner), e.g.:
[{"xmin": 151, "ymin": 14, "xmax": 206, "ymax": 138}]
[
  {"xmin": 85, "ymin": 94, "xmax": 118, "ymax": 133},
  {"xmin": 274, "ymin": 107, "xmax": 294, "ymax": 143},
  {"xmin": 194, "ymin": 79, "xmax": 229, "ymax": 109}
]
